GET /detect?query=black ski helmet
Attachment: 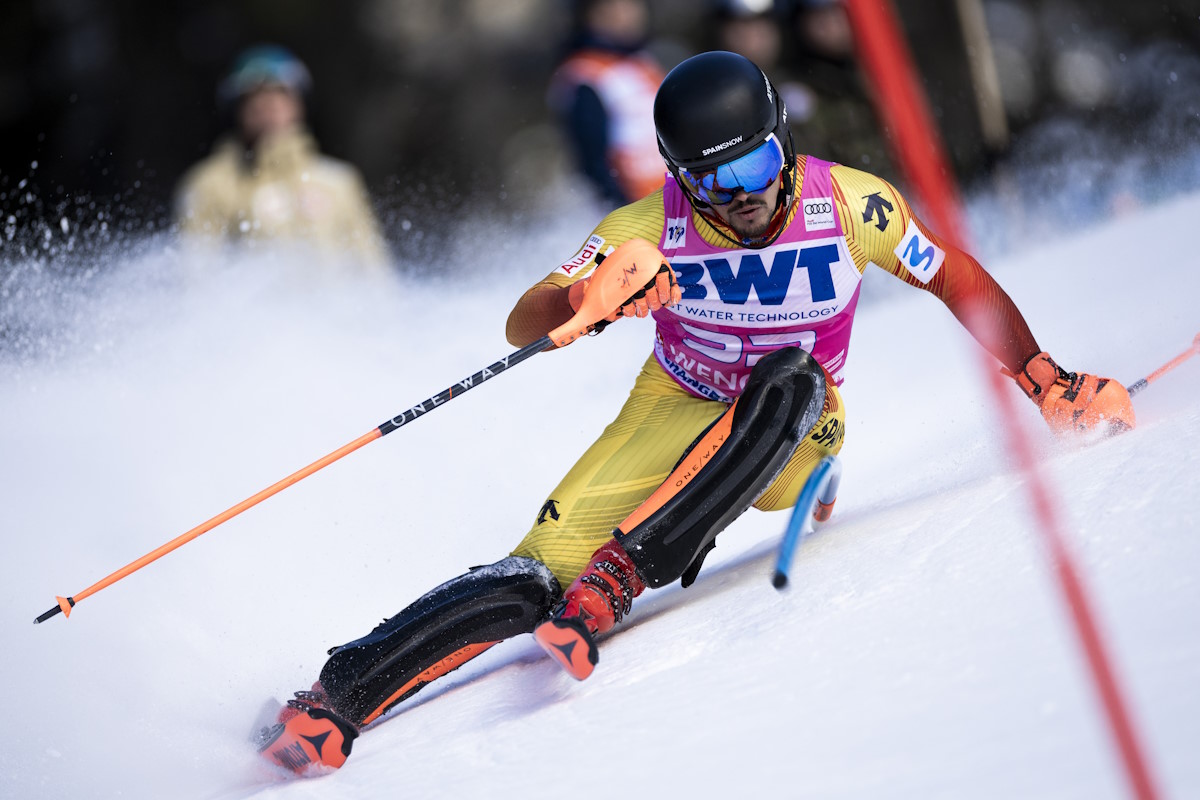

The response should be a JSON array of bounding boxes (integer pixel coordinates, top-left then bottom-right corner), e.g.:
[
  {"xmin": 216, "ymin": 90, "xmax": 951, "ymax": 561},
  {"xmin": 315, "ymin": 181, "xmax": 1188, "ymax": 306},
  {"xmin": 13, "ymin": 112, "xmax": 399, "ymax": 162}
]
[
  {"xmin": 653, "ymin": 51, "xmax": 795, "ymax": 247},
  {"xmin": 654, "ymin": 50, "xmax": 793, "ymax": 177}
]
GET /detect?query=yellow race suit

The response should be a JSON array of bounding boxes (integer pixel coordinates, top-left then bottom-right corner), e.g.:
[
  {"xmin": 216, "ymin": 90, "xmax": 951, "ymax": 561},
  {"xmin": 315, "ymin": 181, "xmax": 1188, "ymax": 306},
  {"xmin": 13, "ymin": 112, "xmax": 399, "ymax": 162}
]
[{"xmin": 507, "ymin": 156, "xmax": 1039, "ymax": 587}]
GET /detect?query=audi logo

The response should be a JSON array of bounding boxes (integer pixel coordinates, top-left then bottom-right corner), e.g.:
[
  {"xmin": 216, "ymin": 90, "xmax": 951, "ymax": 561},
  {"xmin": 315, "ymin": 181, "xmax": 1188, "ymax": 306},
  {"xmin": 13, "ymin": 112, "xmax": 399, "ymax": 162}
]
[{"xmin": 805, "ymin": 202, "xmax": 832, "ymax": 214}]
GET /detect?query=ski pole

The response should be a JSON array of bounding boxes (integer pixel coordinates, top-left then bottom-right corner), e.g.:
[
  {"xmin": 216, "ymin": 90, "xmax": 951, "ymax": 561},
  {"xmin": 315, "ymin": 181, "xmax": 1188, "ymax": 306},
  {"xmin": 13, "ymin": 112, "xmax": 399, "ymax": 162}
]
[
  {"xmin": 35, "ymin": 239, "xmax": 669, "ymax": 625},
  {"xmin": 773, "ymin": 455, "xmax": 842, "ymax": 589},
  {"xmin": 1126, "ymin": 331, "xmax": 1200, "ymax": 398}
]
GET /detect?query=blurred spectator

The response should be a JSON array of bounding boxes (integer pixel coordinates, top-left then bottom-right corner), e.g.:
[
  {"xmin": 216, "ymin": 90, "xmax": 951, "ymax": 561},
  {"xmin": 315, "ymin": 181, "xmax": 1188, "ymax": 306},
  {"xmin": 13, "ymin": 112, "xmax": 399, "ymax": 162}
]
[
  {"xmin": 547, "ymin": 0, "xmax": 667, "ymax": 207},
  {"xmin": 711, "ymin": 0, "xmax": 784, "ymax": 65},
  {"xmin": 174, "ymin": 45, "xmax": 389, "ymax": 272},
  {"xmin": 707, "ymin": 0, "xmax": 817, "ymax": 150},
  {"xmin": 782, "ymin": 0, "xmax": 898, "ymax": 183}
]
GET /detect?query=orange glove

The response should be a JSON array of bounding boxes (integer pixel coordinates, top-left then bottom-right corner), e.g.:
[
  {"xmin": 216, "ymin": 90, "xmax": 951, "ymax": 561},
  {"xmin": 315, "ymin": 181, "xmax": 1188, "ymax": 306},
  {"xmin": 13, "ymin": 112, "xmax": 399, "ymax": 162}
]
[
  {"xmin": 568, "ymin": 259, "xmax": 681, "ymax": 324},
  {"xmin": 1008, "ymin": 352, "xmax": 1135, "ymax": 434}
]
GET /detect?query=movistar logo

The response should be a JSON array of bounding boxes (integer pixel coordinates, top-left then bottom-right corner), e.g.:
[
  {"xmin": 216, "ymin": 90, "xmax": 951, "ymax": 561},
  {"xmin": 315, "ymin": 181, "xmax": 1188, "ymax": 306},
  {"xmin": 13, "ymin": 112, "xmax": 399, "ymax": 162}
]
[
  {"xmin": 891, "ymin": 219, "xmax": 946, "ymax": 284},
  {"xmin": 900, "ymin": 238, "xmax": 938, "ymax": 271},
  {"xmin": 702, "ymin": 136, "xmax": 743, "ymax": 156}
]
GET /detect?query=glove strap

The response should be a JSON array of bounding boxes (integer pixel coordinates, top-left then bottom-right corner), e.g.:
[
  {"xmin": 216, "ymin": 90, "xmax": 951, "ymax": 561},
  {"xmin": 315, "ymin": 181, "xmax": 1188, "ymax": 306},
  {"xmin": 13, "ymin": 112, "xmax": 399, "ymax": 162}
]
[{"xmin": 1009, "ymin": 351, "xmax": 1069, "ymax": 405}]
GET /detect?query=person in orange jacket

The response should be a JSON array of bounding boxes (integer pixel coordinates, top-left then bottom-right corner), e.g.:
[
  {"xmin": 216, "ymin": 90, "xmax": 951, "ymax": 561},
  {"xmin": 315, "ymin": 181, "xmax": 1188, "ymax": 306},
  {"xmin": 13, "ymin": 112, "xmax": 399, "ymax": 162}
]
[{"xmin": 548, "ymin": 0, "xmax": 668, "ymax": 207}]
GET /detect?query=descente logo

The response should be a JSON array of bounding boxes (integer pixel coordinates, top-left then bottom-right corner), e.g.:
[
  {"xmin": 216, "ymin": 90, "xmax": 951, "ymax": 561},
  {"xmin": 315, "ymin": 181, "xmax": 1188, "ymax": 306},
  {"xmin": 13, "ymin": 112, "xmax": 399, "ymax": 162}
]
[{"xmin": 702, "ymin": 136, "xmax": 743, "ymax": 156}]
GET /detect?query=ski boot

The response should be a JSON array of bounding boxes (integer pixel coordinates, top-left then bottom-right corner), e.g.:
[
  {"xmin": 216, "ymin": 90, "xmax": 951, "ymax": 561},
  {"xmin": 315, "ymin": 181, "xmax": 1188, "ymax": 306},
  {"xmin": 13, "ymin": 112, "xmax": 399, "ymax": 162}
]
[
  {"xmin": 256, "ymin": 682, "xmax": 359, "ymax": 773},
  {"xmin": 534, "ymin": 540, "xmax": 645, "ymax": 680}
]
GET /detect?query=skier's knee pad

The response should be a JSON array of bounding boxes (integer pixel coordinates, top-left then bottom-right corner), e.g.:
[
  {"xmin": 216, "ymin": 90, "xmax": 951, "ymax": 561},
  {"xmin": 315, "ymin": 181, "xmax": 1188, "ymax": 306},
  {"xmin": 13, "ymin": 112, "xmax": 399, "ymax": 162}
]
[
  {"xmin": 618, "ymin": 347, "xmax": 827, "ymax": 588},
  {"xmin": 320, "ymin": 556, "xmax": 561, "ymax": 725}
]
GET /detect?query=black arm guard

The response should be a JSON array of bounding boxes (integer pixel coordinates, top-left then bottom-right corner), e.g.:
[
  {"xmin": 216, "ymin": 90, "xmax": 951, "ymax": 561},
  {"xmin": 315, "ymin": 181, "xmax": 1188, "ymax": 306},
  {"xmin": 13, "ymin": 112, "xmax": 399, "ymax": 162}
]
[
  {"xmin": 320, "ymin": 556, "xmax": 560, "ymax": 726},
  {"xmin": 618, "ymin": 346, "xmax": 826, "ymax": 588}
]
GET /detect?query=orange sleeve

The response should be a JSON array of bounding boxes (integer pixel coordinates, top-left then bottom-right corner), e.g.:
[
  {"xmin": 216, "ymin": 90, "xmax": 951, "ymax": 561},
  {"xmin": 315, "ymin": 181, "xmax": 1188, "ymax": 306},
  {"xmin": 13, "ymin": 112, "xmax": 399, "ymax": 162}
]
[
  {"xmin": 908, "ymin": 218, "xmax": 1040, "ymax": 372},
  {"xmin": 505, "ymin": 284, "xmax": 576, "ymax": 348},
  {"xmin": 831, "ymin": 165, "xmax": 1039, "ymax": 372}
]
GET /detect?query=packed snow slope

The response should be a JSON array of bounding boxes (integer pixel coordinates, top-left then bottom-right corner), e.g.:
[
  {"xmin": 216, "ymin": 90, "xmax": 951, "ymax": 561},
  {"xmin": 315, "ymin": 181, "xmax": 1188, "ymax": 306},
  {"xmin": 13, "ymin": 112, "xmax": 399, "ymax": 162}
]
[{"xmin": 2, "ymin": 192, "xmax": 1199, "ymax": 800}]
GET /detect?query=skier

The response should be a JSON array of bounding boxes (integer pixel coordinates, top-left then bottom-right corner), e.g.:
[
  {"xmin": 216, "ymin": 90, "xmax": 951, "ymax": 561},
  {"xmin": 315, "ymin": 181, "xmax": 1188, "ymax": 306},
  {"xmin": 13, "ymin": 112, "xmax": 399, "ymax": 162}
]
[{"xmin": 258, "ymin": 50, "xmax": 1135, "ymax": 772}]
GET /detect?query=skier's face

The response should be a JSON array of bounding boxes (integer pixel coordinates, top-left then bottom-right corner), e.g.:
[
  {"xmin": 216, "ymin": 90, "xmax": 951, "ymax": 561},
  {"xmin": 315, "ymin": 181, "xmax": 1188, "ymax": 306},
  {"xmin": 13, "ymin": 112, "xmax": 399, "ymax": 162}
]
[{"xmin": 710, "ymin": 178, "xmax": 782, "ymax": 240}]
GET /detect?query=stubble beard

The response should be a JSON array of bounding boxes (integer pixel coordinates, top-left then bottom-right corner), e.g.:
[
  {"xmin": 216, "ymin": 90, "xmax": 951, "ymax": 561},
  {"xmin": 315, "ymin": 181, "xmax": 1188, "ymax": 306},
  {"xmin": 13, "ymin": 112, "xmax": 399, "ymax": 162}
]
[{"xmin": 724, "ymin": 199, "xmax": 772, "ymax": 240}]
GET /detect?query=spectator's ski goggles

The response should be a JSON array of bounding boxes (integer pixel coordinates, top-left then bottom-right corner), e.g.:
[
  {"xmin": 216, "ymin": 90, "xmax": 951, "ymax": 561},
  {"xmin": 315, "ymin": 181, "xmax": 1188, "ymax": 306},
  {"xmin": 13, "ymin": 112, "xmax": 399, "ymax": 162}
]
[{"xmin": 678, "ymin": 133, "xmax": 785, "ymax": 206}]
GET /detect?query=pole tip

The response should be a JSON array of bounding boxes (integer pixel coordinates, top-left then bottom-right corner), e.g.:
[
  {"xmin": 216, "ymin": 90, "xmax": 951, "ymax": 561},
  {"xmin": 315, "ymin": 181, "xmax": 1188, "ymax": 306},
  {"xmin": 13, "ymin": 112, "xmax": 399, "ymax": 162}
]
[
  {"xmin": 34, "ymin": 596, "xmax": 74, "ymax": 624},
  {"xmin": 772, "ymin": 571, "xmax": 789, "ymax": 591}
]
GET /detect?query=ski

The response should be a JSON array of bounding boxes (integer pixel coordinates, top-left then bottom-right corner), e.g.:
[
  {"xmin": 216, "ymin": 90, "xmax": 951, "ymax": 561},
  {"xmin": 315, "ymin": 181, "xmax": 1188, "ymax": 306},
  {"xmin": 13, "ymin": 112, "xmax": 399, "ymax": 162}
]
[
  {"xmin": 533, "ymin": 614, "xmax": 600, "ymax": 680},
  {"xmin": 255, "ymin": 690, "xmax": 359, "ymax": 774}
]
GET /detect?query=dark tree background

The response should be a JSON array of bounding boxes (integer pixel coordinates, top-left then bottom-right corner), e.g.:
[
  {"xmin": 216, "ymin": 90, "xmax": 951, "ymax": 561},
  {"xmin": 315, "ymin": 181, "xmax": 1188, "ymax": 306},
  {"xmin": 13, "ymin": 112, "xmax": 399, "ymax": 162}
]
[{"xmin": 1, "ymin": 0, "xmax": 1197, "ymax": 255}]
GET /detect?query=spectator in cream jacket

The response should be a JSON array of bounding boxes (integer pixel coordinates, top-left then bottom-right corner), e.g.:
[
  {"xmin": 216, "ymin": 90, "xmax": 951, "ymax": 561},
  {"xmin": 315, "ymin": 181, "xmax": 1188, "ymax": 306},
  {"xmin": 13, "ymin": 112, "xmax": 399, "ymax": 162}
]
[{"xmin": 175, "ymin": 45, "xmax": 389, "ymax": 273}]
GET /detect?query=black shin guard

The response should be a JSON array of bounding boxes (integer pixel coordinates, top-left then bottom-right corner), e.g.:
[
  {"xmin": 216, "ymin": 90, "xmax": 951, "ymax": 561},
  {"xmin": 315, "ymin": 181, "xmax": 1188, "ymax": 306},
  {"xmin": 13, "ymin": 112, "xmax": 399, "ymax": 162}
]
[
  {"xmin": 618, "ymin": 347, "xmax": 827, "ymax": 588},
  {"xmin": 320, "ymin": 556, "xmax": 560, "ymax": 725}
]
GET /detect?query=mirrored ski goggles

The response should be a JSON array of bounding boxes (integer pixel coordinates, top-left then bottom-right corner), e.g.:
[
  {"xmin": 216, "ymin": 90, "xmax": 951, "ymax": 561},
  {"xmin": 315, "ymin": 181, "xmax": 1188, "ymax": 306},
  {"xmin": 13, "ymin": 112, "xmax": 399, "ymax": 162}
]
[{"xmin": 678, "ymin": 133, "xmax": 785, "ymax": 206}]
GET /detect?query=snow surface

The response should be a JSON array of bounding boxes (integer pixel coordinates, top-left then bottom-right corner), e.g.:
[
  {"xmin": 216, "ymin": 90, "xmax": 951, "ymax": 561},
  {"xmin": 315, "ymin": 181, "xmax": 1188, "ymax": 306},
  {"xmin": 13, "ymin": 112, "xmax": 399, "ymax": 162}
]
[{"xmin": 2, "ymin": 188, "xmax": 1199, "ymax": 800}]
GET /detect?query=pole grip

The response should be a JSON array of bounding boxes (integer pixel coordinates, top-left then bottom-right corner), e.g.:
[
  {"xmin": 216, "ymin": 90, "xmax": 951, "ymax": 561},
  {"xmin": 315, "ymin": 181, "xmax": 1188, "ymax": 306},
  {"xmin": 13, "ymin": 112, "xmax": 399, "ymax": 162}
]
[{"xmin": 548, "ymin": 239, "xmax": 668, "ymax": 348}]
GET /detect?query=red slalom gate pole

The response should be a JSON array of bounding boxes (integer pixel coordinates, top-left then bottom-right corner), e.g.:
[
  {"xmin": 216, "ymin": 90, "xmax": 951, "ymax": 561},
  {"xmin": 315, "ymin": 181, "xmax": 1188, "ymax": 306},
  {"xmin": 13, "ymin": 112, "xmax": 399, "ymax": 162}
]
[
  {"xmin": 842, "ymin": 0, "xmax": 969, "ymax": 248},
  {"xmin": 981, "ymin": 364, "xmax": 1160, "ymax": 800},
  {"xmin": 843, "ymin": 1, "xmax": 1160, "ymax": 797}
]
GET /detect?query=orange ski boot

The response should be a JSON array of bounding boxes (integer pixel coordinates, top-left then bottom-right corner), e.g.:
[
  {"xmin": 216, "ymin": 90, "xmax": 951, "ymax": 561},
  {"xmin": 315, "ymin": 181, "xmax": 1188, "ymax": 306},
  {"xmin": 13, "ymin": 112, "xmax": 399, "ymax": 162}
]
[
  {"xmin": 534, "ymin": 540, "xmax": 645, "ymax": 680},
  {"xmin": 256, "ymin": 684, "xmax": 359, "ymax": 774}
]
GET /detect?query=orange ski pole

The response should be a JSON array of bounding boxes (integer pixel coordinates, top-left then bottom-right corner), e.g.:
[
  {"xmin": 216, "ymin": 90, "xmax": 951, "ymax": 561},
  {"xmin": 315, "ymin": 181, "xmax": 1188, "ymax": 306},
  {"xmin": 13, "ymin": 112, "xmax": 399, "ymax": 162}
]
[
  {"xmin": 1126, "ymin": 331, "xmax": 1200, "ymax": 397},
  {"xmin": 35, "ymin": 239, "xmax": 669, "ymax": 624}
]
